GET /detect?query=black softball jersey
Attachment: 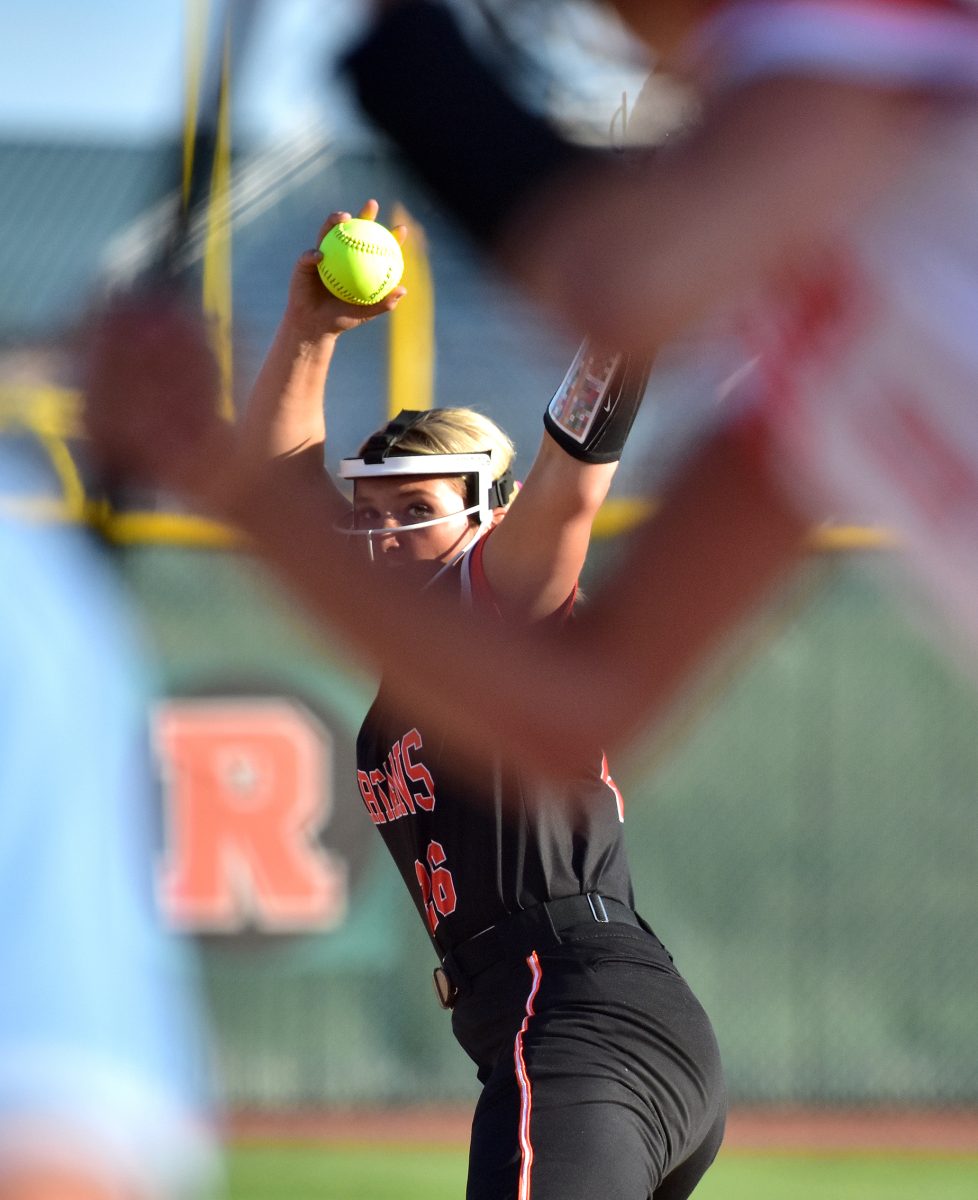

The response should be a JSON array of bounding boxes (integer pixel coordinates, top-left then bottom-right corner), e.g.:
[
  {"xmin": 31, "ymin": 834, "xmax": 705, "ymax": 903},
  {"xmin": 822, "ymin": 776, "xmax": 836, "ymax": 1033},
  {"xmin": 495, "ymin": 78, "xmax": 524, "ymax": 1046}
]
[{"xmin": 354, "ymin": 531, "xmax": 635, "ymax": 958}]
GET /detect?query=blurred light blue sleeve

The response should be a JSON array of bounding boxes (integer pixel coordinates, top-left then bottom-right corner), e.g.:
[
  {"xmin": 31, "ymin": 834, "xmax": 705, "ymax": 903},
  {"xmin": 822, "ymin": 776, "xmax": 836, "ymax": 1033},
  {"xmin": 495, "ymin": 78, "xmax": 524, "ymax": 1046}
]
[{"xmin": 0, "ymin": 504, "xmax": 218, "ymax": 1196}]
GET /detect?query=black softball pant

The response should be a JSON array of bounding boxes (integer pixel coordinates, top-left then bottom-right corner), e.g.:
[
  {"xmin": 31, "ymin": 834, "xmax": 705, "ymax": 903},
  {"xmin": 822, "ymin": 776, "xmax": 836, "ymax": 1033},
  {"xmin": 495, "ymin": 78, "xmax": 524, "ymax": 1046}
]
[{"xmin": 450, "ymin": 923, "xmax": 726, "ymax": 1200}]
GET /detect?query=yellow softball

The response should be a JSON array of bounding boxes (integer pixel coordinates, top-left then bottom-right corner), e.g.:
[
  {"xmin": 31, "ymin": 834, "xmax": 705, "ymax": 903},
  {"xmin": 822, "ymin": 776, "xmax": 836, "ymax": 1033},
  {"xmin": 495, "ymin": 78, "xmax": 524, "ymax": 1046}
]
[{"xmin": 317, "ymin": 218, "xmax": 404, "ymax": 306}]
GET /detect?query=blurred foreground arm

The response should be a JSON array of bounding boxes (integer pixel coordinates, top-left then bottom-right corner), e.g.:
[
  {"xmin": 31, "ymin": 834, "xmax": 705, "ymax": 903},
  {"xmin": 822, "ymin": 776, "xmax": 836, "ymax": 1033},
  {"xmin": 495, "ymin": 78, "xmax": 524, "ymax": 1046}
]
[
  {"xmin": 241, "ymin": 419, "xmax": 810, "ymax": 772},
  {"xmin": 83, "ymin": 300, "xmax": 808, "ymax": 776}
]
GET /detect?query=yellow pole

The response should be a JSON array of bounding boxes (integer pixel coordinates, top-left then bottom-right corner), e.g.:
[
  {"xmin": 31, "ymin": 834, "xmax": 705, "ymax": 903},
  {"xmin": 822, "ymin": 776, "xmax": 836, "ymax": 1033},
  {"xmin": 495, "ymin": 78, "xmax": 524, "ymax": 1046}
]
[
  {"xmin": 388, "ymin": 203, "xmax": 435, "ymax": 418},
  {"xmin": 182, "ymin": 0, "xmax": 208, "ymax": 209},
  {"xmin": 201, "ymin": 23, "xmax": 234, "ymax": 419}
]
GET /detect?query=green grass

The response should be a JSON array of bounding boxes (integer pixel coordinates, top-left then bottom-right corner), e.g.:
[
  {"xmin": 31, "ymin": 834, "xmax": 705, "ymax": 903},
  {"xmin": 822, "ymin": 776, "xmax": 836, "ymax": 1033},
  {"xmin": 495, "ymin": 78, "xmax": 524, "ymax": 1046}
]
[
  {"xmin": 693, "ymin": 1152, "xmax": 978, "ymax": 1200},
  {"xmin": 229, "ymin": 1143, "xmax": 978, "ymax": 1200},
  {"xmin": 229, "ymin": 1143, "xmax": 467, "ymax": 1200}
]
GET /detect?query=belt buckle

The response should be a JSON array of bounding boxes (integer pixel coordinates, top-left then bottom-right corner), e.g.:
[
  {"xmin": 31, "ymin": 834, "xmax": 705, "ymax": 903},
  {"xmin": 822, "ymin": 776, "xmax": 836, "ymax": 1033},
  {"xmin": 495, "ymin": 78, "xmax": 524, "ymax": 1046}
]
[
  {"xmin": 432, "ymin": 966, "xmax": 458, "ymax": 1010},
  {"xmin": 587, "ymin": 893, "xmax": 609, "ymax": 923}
]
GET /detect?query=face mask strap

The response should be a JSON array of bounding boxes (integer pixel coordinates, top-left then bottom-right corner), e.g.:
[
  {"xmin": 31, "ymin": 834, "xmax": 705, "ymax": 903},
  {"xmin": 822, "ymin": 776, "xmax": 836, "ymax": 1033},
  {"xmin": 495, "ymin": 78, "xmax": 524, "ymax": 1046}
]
[
  {"xmin": 333, "ymin": 502, "xmax": 483, "ymax": 539},
  {"xmin": 331, "ymin": 503, "xmax": 489, "ymax": 573},
  {"xmin": 488, "ymin": 467, "xmax": 515, "ymax": 508}
]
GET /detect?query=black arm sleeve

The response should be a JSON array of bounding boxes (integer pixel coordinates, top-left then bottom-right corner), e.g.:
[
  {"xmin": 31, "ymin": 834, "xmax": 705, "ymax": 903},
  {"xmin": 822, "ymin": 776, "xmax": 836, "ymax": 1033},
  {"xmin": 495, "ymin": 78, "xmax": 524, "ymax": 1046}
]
[
  {"xmin": 343, "ymin": 1, "xmax": 602, "ymax": 246},
  {"xmin": 544, "ymin": 341, "xmax": 654, "ymax": 464}
]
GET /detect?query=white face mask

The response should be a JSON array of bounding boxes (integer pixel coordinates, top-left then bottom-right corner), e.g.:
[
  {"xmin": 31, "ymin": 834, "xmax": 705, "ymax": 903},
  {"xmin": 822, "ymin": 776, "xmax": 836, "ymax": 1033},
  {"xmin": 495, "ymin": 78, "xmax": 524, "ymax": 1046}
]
[{"xmin": 337, "ymin": 451, "xmax": 498, "ymax": 566}]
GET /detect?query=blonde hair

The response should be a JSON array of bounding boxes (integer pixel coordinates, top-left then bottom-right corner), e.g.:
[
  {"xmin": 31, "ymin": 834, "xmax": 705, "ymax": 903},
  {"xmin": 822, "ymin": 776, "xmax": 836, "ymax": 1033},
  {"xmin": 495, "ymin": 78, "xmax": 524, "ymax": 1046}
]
[{"xmin": 359, "ymin": 408, "xmax": 516, "ymax": 492}]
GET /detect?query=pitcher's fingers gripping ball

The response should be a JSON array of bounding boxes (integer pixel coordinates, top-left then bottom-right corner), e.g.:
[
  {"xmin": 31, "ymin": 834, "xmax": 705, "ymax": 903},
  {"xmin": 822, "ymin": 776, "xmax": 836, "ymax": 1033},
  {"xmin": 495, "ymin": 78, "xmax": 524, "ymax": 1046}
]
[{"xmin": 318, "ymin": 217, "xmax": 404, "ymax": 305}]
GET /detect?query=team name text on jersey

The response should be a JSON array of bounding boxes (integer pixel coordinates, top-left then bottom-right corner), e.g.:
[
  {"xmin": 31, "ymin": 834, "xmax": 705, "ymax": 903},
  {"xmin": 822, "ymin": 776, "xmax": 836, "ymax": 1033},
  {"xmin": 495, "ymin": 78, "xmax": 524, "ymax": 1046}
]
[{"xmin": 356, "ymin": 727, "xmax": 435, "ymax": 825}]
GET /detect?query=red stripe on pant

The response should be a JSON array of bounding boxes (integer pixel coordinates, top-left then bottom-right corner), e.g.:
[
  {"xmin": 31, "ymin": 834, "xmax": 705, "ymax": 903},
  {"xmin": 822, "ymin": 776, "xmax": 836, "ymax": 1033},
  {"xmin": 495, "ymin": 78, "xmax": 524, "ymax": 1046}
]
[{"xmin": 513, "ymin": 951, "xmax": 543, "ymax": 1200}]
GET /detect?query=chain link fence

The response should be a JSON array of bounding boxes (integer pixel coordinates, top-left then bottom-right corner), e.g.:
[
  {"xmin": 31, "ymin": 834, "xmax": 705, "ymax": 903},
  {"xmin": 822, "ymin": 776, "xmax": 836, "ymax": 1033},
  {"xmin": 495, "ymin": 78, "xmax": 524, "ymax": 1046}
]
[{"xmin": 115, "ymin": 540, "xmax": 978, "ymax": 1110}]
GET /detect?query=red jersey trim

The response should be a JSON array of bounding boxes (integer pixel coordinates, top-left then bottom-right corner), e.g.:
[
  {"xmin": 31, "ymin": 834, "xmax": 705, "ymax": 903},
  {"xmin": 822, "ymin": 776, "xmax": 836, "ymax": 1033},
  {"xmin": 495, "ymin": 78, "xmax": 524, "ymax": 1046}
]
[
  {"xmin": 465, "ymin": 527, "xmax": 578, "ymax": 623},
  {"xmin": 514, "ymin": 952, "xmax": 543, "ymax": 1200}
]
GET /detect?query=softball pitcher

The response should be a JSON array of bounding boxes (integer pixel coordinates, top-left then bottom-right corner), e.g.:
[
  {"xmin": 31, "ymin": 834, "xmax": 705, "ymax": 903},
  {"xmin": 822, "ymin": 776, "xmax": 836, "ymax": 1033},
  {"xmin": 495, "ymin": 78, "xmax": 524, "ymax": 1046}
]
[{"xmin": 241, "ymin": 208, "xmax": 726, "ymax": 1199}]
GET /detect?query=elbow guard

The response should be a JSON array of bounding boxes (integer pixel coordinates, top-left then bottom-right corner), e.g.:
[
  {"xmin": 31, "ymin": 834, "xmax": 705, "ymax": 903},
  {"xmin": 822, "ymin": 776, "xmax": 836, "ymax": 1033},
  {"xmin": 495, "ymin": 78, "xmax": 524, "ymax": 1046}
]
[{"xmin": 544, "ymin": 340, "xmax": 653, "ymax": 464}]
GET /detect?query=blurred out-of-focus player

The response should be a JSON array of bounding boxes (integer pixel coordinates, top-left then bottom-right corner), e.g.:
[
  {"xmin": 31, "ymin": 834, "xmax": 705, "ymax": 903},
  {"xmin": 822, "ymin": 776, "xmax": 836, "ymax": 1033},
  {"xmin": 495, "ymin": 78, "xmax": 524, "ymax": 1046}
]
[
  {"xmin": 82, "ymin": 1, "xmax": 978, "ymax": 782},
  {"xmin": 0, "ymin": 447, "xmax": 216, "ymax": 1200}
]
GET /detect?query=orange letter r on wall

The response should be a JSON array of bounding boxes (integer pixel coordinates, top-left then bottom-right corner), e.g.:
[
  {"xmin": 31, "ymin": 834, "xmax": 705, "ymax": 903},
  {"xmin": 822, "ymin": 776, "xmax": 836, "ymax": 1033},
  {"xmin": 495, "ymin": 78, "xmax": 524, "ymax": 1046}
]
[{"xmin": 155, "ymin": 699, "xmax": 346, "ymax": 933}]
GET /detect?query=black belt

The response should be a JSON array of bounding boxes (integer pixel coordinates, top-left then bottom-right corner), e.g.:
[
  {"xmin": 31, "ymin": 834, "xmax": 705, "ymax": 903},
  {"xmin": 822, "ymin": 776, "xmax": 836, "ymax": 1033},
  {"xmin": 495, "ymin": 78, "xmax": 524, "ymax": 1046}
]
[{"xmin": 433, "ymin": 893, "xmax": 642, "ymax": 1009}]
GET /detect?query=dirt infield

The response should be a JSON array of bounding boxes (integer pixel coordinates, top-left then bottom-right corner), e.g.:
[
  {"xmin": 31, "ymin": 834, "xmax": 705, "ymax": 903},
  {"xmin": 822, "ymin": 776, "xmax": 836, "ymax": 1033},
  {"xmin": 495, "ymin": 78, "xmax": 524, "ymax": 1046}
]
[
  {"xmin": 228, "ymin": 1106, "xmax": 978, "ymax": 1152},
  {"xmin": 724, "ymin": 1107, "xmax": 978, "ymax": 1152}
]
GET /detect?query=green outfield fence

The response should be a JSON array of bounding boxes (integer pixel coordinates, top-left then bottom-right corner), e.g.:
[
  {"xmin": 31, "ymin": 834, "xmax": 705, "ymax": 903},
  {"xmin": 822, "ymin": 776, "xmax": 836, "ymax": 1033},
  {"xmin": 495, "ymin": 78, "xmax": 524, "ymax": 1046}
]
[
  {"xmin": 5, "ymin": 66, "xmax": 976, "ymax": 1129},
  {"xmin": 120, "ymin": 537, "xmax": 977, "ymax": 1111}
]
